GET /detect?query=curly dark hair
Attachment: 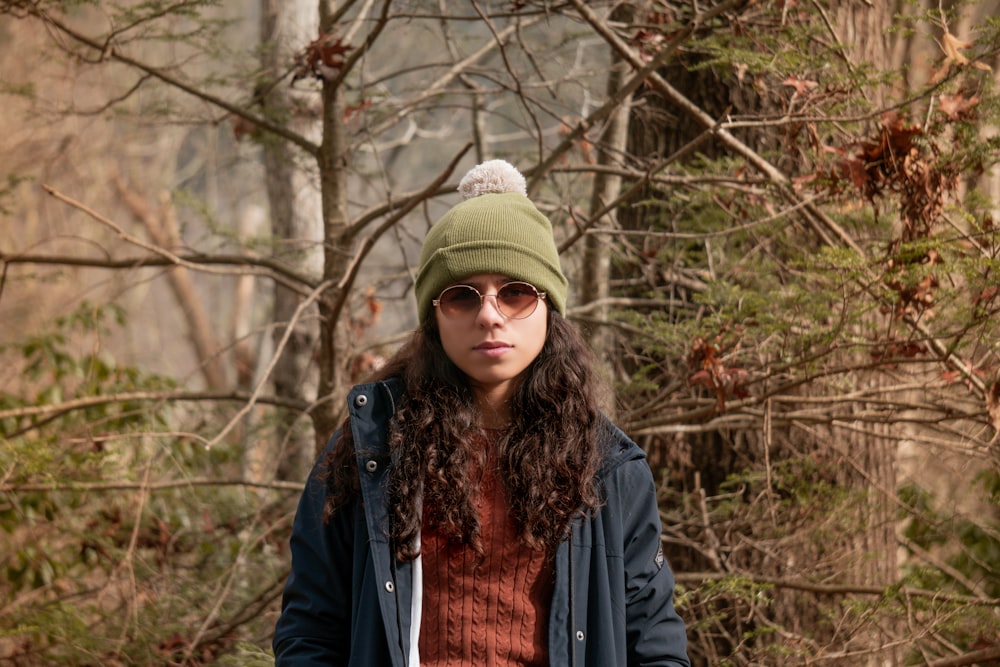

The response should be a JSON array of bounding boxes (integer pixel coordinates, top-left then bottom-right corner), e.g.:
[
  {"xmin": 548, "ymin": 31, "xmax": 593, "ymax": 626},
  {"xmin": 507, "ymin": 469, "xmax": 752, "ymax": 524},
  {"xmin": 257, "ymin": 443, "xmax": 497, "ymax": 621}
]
[{"xmin": 323, "ymin": 308, "xmax": 609, "ymax": 561}]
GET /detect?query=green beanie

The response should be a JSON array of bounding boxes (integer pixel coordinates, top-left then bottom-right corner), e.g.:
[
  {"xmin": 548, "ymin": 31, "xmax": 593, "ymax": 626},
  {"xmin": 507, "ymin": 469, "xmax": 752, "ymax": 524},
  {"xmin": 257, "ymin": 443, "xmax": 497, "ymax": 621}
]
[{"xmin": 414, "ymin": 160, "xmax": 568, "ymax": 323}]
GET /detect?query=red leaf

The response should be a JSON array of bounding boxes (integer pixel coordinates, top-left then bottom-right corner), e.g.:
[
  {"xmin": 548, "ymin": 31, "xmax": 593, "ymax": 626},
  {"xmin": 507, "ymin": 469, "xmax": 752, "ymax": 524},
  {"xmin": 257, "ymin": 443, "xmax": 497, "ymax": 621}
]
[
  {"xmin": 294, "ymin": 33, "xmax": 353, "ymax": 82},
  {"xmin": 941, "ymin": 369, "xmax": 962, "ymax": 384},
  {"xmin": 345, "ymin": 98, "xmax": 372, "ymax": 123},
  {"xmin": 365, "ymin": 288, "xmax": 383, "ymax": 317},
  {"xmin": 688, "ymin": 369, "xmax": 715, "ymax": 389},
  {"xmin": 231, "ymin": 115, "xmax": 258, "ymax": 142},
  {"xmin": 974, "ymin": 286, "xmax": 999, "ymax": 307},
  {"xmin": 837, "ymin": 158, "xmax": 868, "ymax": 189}
]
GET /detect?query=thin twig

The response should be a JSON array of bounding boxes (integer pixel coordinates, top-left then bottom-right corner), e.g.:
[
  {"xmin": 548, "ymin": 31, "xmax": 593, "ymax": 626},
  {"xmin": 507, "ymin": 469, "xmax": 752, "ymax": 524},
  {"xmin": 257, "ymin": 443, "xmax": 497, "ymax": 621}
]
[
  {"xmin": 41, "ymin": 185, "xmax": 315, "ymax": 293},
  {"xmin": 2, "ymin": 477, "xmax": 303, "ymax": 494},
  {"xmin": 672, "ymin": 571, "xmax": 1000, "ymax": 606},
  {"xmin": 0, "ymin": 390, "xmax": 308, "ymax": 422},
  {"xmin": 206, "ymin": 279, "xmax": 334, "ymax": 448}
]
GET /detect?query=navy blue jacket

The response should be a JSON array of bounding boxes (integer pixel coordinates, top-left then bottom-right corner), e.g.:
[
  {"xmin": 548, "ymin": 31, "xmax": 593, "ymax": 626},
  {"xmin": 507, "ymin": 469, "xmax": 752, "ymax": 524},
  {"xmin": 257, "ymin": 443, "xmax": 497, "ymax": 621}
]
[{"xmin": 273, "ymin": 379, "xmax": 690, "ymax": 666}]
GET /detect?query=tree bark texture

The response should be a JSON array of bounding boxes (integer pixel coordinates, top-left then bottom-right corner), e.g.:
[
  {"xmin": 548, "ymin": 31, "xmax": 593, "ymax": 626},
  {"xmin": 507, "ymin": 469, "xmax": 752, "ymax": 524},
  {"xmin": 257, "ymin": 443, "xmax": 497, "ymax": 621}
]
[
  {"xmin": 582, "ymin": 37, "xmax": 633, "ymax": 392},
  {"xmin": 256, "ymin": 0, "xmax": 321, "ymax": 481}
]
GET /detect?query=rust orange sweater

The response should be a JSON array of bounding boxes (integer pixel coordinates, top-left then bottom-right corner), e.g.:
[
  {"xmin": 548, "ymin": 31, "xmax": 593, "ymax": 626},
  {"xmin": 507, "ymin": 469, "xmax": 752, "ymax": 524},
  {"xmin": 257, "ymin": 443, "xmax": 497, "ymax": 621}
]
[{"xmin": 418, "ymin": 455, "xmax": 554, "ymax": 666}]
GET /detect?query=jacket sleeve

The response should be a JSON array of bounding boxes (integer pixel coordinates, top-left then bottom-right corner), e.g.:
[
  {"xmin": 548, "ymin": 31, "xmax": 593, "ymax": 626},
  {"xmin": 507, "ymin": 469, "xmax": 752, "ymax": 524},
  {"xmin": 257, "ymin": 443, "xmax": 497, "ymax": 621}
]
[
  {"xmin": 273, "ymin": 432, "xmax": 356, "ymax": 666},
  {"xmin": 615, "ymin": 457, "xmax": 691, "ymax": 667}
]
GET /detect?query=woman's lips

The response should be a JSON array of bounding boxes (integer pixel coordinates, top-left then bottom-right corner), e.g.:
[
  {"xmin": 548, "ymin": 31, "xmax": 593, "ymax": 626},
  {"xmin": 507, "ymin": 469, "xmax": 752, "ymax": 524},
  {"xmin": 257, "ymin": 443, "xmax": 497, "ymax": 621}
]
[{"xmin": 474, "ymin": 341, "xmax": 512, "ymax": 357}]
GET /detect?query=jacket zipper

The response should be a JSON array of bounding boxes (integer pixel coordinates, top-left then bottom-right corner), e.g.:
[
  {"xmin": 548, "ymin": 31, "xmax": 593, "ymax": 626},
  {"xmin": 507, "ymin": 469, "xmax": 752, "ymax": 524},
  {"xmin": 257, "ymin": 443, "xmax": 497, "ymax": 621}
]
[{"xmin": 569, "ymin": 530, "xmax": 576, "ymax": 667}]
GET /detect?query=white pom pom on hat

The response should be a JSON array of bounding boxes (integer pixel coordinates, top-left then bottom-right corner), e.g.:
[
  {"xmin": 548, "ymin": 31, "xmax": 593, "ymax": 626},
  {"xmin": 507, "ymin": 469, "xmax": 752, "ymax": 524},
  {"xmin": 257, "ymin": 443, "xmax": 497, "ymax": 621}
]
[
  {"xmin": 414, "ymin": 159, "xmax": 568, "ymax": 323},
  {"xmin": 458, "ymin": 159, "xmax": 528, "ymax": 199}
]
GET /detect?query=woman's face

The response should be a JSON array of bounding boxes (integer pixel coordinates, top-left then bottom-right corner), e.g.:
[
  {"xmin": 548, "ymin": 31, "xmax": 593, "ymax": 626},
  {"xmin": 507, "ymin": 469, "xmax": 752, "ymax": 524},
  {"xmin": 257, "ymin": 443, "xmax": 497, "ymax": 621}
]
[{"xmin": 434, "ymin": 273, "xmax": 548, "ymax": 410}]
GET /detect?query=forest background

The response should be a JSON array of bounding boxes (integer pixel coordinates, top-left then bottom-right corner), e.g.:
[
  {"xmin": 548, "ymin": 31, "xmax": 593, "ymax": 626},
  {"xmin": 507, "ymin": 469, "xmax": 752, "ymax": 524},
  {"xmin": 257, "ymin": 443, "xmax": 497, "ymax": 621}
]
[{"xmin": 1, "ymin": 1, "xmax": 999, "ymax": 665}]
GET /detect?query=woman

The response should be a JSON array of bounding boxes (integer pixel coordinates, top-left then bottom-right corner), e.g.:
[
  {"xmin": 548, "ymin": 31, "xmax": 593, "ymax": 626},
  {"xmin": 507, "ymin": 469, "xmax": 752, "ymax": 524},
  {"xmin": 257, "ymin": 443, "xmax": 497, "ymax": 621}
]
[{"xmin": 273, "ymin": 160, "xmax": 690, "ymax": 666}]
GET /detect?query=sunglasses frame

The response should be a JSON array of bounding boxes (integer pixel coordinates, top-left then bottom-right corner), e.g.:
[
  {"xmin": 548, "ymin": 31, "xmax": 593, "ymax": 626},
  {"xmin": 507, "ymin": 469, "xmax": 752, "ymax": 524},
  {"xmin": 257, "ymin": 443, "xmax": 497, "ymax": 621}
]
[{"xmin": 432, "ymin": 281, "xmax": 546, "ymax": 320}]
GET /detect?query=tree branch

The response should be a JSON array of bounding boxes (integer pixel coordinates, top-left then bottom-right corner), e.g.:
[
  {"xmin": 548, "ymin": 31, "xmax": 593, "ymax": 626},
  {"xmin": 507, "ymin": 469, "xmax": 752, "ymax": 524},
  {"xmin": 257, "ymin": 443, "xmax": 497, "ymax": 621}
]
[
  {"xmin": 329, "ymin": 145, "xmax": 472, "ymax": 327},
  {"xmin": 32, "ymin": 7, "xmax": 319, "ymax": 156},
  {"xmin": 928, "ymin": 646, "xmax": 1000, "ymax": 667},
  {"xmin": 206, "ymin": 279, "xmax": 335, "ymax": 448},
  {"xmin": 673, "ymin": 571, "xmax": 1000, "ymax": 606},
  {"xmin": 0, "ymin": 249, "xmax": 316, "ymax": 296},
  {"xmin": 538, "ymin": 0, "xmax": 747, "ymax": 194},
  {"xmin": 342, "ymin": 144, "xmax": 472, "ymax": 244},
  {"xmin": 356, "ymin": 20, "xmax": 523, "ymax": 141},
  {"xmin": 0, "ymin": 390, "xmax": 309, "ymax": 422},
  {"xmin": 1, "ymin": 477, "xmax": 303, "ymax": 494},
  {"xmin": 114, "ymin": 177, "xmax": 228, "ymax": 390}
]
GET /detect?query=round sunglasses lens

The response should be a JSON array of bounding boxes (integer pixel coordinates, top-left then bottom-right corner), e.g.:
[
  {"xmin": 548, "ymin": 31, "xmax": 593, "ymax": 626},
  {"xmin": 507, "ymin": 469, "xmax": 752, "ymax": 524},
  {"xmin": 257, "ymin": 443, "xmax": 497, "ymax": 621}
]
[
  {"xmin": 497, "ymin": 283, "xmax": 538, "ymax": 318},
  {"xmin": 439, "ymin": 285, "xmax": 480, "ymax": 317}
]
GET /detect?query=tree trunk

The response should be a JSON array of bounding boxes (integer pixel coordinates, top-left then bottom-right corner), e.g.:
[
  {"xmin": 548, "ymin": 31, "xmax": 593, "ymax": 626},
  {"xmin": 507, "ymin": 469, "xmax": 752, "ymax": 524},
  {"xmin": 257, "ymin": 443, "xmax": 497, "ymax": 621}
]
[
  {"xmin": 252, "ymin": 0, "xmax": 321, "ymax": 482},
  {"xmin": 581, "ymin": 31, "xmax": 632, "ymax": 399},
  {"xmin": 828, "ymin": 6, "xmax": 900, "ymax": 664},
  {"xmin": 621, "ymin": 2, "xmax": 901, "ymax": 663},
  {"xmin": 313, "ymin": 4, "xmax": 351, "ymax": 459}
]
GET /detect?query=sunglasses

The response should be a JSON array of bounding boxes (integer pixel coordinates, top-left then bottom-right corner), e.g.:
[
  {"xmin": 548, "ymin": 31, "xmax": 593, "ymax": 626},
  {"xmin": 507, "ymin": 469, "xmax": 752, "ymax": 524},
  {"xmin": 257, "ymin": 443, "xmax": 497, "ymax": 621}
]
[{"xmin": 432, "ymin": 281, "xmax": 546, "ymax": 320}]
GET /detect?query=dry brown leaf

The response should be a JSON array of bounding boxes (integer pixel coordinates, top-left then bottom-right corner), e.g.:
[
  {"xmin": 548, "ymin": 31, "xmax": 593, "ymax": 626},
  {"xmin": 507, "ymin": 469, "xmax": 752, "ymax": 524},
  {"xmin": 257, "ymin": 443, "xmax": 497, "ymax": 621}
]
[
  {"xmin": 782, "ymin": 75, "xmax": 819, "ymax": 96},
  {"xmin": 941, "ymin": 31, "xmax": 974, "ymax": 64},
  {"xmin": 931, "ymin": 31, "xmax": 993, "ymax": 83}
]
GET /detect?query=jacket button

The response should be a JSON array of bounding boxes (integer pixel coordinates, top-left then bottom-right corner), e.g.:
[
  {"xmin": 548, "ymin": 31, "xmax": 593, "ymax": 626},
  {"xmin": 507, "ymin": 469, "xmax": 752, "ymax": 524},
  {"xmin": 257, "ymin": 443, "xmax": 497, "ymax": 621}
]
[
  {"xmin": 354, "ymin": 394, "xmax": 368, "ymax": 407},
  {"xmin": 576, "ymin": 630, "xmax": 585, "ymax": 641},
  {"xmin": 385, "ymin": 581, "xmax": 394, "ymax": 592},
  {"xmin": 365, "ymin": 460, "xmax": 378, "ymax": 473}
]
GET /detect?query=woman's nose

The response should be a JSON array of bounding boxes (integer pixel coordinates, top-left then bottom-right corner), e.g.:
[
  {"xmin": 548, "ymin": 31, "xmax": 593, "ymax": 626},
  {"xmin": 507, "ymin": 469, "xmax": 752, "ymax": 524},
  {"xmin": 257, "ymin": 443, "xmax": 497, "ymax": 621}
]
[{"xmin": 475, "ymin": 294, "xmax": 506, "ymax": 325}]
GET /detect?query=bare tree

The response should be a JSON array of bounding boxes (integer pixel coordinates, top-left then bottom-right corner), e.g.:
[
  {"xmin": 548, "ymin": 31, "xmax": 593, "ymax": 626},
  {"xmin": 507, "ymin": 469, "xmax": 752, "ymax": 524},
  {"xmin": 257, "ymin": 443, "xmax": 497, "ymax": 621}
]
[
  {"xmin": 0, "ymin": 1, "xmax": 997, "ymax": 665},
  {"xmin": 255, "ymin": 0, "xmax": 322, "ymax": 481}
]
